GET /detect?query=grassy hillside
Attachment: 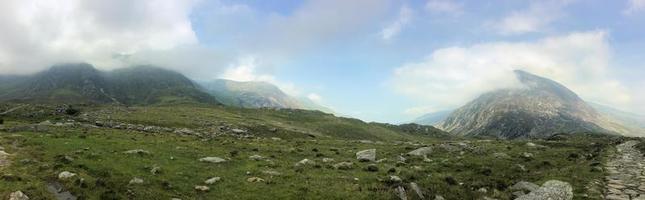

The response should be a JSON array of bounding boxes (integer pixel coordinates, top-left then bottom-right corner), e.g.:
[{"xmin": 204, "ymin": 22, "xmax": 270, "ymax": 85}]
[{"xmin": 0, "ymin": 103, "xmax": 617, "ymax": 199}]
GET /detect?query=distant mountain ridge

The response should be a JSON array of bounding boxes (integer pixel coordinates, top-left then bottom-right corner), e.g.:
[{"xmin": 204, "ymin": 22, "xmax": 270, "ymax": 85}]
[
  {"xmin": 437, "ymin": 70, "xmax": 629, "ymax": 139},
  {"xmin": 199, "ymin": 79, "xmax": 333, "ymax": 113},
  {"xmin": 0, "ymin": 63, "xmax": 219, "ymax": 105}
]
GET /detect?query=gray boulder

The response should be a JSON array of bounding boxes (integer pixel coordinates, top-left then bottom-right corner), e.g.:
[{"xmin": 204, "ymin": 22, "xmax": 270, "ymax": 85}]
[
  {"xmin": 9, "ymin": 191, "xmax": 29, "ymax": 200},
  {"xmin": 199, "ymin": 157, "xmax": 227, "ymax": 163},
  {"xmin": 407, "ymin": 147, "xmax": 433, "ymax": 156},
  {"xmin": 356, "ymin": 149, "xmax": 376, "ymax": 162}
]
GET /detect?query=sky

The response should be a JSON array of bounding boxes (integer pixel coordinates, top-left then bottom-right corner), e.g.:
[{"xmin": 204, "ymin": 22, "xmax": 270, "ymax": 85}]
[{"xmin": 0, "ymin": 0, "xmax": 644, "ymax": 123}]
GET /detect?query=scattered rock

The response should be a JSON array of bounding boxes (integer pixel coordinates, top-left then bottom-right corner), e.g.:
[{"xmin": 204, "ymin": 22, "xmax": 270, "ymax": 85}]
[
  {"xmin": 249, "ymin": 155, "xmax": 264, "ymax": 161},
  {"xmin": 295, "ymin": 158, "xmax": 316, "ymax": 167},
  {"xmin": 510, "ymin": 181, "xmax": 540, "ymax": 193},
  {"xmin": 493, "ymin": 152, "xmax": 510, "ymax": 159},
  {"xmin": 199, "ymin": 157, "xmax": 227, "ymax": 163},
  {"xmin": 205, "ymin": 177, "xmax": 221, "ymax": 185},
  {"xmin": 322, "ymin": 158, "xmax": 335, "ymax": 163},
  {"xmin": 129, "ymin": 177, "xmax": 144, "ymax": 184},
  {"xmin": 123, "ymin": 149, "xmax": 150, "ymax": 155},
  {"xmin": 515, "ymin": 180, "xmax": 573, "ymax": 200},
  {"xmin": 395, "ymin": 186, "xmax": 407, "ymax": 200},
  {"xmin": 521, "ymin": 152, "xmax": 534, "ymax": 160},
  {"xmin": 150, "ymin": 166, "xmax": 161, "ymax": 175},
  {"xmin": 407, "ymin": 147, "xmax": 432, "ymax": 156},
  {"xmin": 388, "ymin": 175, "xmax": 403, "ymax": 184},
  {"xmin": 58, "ymin": 171, "xmax": 76, "ymax": 180},
  {"xmin": 434, "ymin": 195, "xmax": 445, "ymax": 200},
  {"xmin": 365, "ymin": 164, "xmax": 379, "ymax": 172},
  {"xmin": 356, "ymin": 149, "xmax": 376, "ymax": 162},
  {"xmin": 9, "ymin": 191, "xmax": 29, "ymax": 200},
  {"xmin": 333, "ymin": 162, "xmax": 353, "ymax": 170},
  {"xmin": 410, "ymin": 182, "xmax": 425, "ymax": 199},
  {"xmin": 247, "ymin": 177, "xmax": 265, "ymax": 183},
  {"xmin": 194, "ymin": 185, "xmax": 210, "ymax": 192}
]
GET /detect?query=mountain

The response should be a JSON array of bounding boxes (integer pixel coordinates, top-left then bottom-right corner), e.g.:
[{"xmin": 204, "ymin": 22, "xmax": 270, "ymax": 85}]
[
  {"xmin": 589, "ymin": 102, "xmax": 645, "ymax": 130},
  {"xmin": 413, "ymin": 110, "xmax": 453, "ymax": 126},
  {"xmin": 0, "ymin": 63, "xmax": 219, "ymax": 105},
  {"xmin": 438, "ymin": 70, "xmax": 619, "ymax": 139},
  {"xmin": 199, "ymin": 79, "xmax": 333, "ymax": 113}
]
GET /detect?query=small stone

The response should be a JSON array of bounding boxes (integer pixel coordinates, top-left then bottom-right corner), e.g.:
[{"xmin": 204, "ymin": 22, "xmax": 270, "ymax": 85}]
[
  {"xmin": 58, "ymin": 171, "xmax": 76, "ymax": 180},
  {"xmin": 9, "ymin": 191, "xmax": 29, "ymax": 200},
  {"xmin": 249, "ymin": 155, "xmax": 264, "ymax": 161},
  {"xmin": 295, "ymin": 158, "xmax": 315, "ymax": 167},
  {"xmin": 434, "ymin": 195, "xmax": 445, "ymax": 200},
  {"xmin": 322, "ymin": 158, "xmax": 335, "ymax": 163},
  {"xmin": 199, "ymin": 157, "xmax": 227, "ymax": 163},
  {"xmin": 205, "ymin": 177, "xmax": 221, "ymax": 185},
  {"xmin": 129, "ymin": 177, "xmax": 144, "ymax": 184},
  {"xmin": 333, "ymin": 162, "xmax": 353, "ymax": 170},
  {"xmin": 247, "ymin": 177, "xmax": 265, "ymax": 183},
  {"xmin": 194, "ymin": 185, "xmax": 210, "ymax": 191},
  {"xmin": 365, "ymin": 164, "xmax": 379, "ymax": 172},
  {"xmin": 123, "ymin": 149, "xmax": 150, "ymax": 155},
  {"xmin": 388, "ymin": 175, "xmax": 403, "ymax": 184}
]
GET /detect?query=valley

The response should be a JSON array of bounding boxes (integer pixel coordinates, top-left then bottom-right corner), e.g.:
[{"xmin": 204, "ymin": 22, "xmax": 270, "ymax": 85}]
[{"xmin": 0, "ymin": 103, "xmax": 640, "ymax": 199}]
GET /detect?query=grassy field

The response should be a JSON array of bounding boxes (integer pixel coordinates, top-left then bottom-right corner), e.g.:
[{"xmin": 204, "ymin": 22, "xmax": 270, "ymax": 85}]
[{"xmin": 0, "ymin": 104, "xmax": 620, "ymax": 199}]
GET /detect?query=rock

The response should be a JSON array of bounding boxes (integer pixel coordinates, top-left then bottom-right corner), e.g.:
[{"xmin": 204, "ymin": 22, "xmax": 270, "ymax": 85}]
[
  {"xmin": 434, "ymin": 195, "xmax": 445, "ymax": 200},
  {"xmin": 295, "ymin": 158, "xmax": 315, "ymax": 167},
  {"xmin": 194, "ymin": 185, "xmax": 210, "ymax": 191},
  {"xmin": 478, "ymin": 187, "xmax": 488, "ymax": 193},
  {"xmin": 510, "ymin": 181, "xmax": 540, "ymax": 193},
  {"xmin": 356, "ymin": 149, "xmax": 376, "ymax": 162},
  {"xmin": 493, "ymin": 152, "xmax": 510, "ymax": 159},
  {"xmin": 247, "ymin": 177, "xmax": 265, "ymax": 183},
  {"xmin": 407, "ymin": 147, "xmax": 433, "ymax": 156},
  {"xmin": 249, "ymin": 155, "xmax": 264, "ymax": 161},
  {"xmin": 395, "ymin": 186, "xmax": 407, "ymax": 200},
  {"xmin": 129, "ymin": 177, "xmax": 144, "ymax": 184},
  {"xmin": 174, "ymin": 128, "xmax": 195, "ymax": 135},
  {"xmin": 58, "ymin": 171, "xmax": 76, "ymax": 180},
  {"xmin": 521, "ymin": 152, "xmax": 534, "ymax": 159},
  {"xmin": 199, "ymin": 157, "xmax": 227, "ymax": 163},
  {"xmin": 365, "ymin": 164, "xmax": 379, "ymax": 172},
  {"xmin": 322, "ymin": 158, "xmax": 335, "ymax": 163},
  {"xmin": 205, "ymin": 177, "xmax": 221, "ymax": 185},
  {"xmin": 333, "ymin": 162, "xmax": 354, "ymax": 170},
  {"xmin": 231, "ymin": 129, "xmax": 247, "ymax": 134},
  {"xmin": 388, "ymin": 175, "xmax": 403, "ymax": 184},
  {"xmin": 9, "ymin": 191, "xmax": 29, "ymax": 200},
  {"xmin": 150, "ymin": 166, "xmax": 161, "ymax": 175},
  {"xmin": 123, "ymin": 149, "xmax": 150, "ymax": 155},
  {"xmin": 410, "ymin": 182, "xmax": 425, "ymax": 199},
  {"xmin": 515, "ymin": 180, "xmax": 573, "ymax": 200}
]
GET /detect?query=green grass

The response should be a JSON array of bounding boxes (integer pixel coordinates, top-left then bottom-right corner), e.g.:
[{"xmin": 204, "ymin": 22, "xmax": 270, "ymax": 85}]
[{"xmin": 0, "ymin": 103, "xmax": 618, "ymax": 199}]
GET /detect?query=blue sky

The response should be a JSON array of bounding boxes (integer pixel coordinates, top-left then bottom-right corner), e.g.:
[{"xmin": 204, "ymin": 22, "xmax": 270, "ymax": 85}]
[{"xmin": 1, "ymin": 0, "xmax": 644, "ymax": 123}]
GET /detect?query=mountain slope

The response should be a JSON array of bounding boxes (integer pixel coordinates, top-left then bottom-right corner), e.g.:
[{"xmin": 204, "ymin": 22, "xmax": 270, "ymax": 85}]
[
  {"xmin": 0, "ymin": 64, "xmax": 219, "ymax": 105},
  {"xmin": 413, "ymin": 110, "xmax": 453, "ymax": 126},
  {"xmin": 199, "ymin": 79, "xmax": 333, "ymax": 113},
  {"xmin": 439, "ymin": 70, "xmax": 612, "ymax": 139}
]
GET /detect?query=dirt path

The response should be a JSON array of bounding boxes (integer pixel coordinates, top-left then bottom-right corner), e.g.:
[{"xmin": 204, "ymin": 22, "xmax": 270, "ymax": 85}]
[{"xmin": 605, "ymin": 140, "xmax": 645, "ymax": 200}]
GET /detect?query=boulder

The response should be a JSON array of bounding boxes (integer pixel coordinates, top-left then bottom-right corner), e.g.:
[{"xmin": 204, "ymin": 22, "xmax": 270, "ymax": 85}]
[
  {"xmin": 199, "ymin": 157, "xmax": 227, "ymax": 163},
  {"xmin": 333, "ymin": 161, "xmax": 354, "ymax": 170},
  {"xmin": 249, "ymin": 155, "xmax": 264, "ymax": 161},
  {"xmin": 295, "ymin": 158, "xmax": 316, "ymax": 167},
  {"xmin": 396, "ymin": 186, "xmax": 408, "ymax": 200},
  {"xmin": 123, "ymin": 149, "xmax": 150, "ymax": 155},
  {"xmin": 247, "ymin": 177, "xmax": 265, "ymax": 183},
  {"xmin": 407, "ymin": 147, "xmax": 433, "ymax": 156},
  {"xmin": 9, "ymin": 191, "xmax": 29, "ymax": 200},
  {"xmin": 205, "ymin": 177, "xmax": 221, "ymax": 185},
  {"xmin": 194, "ymin": 185, "xmax": 210, "ymax": 191},
  {"xmin": 322, "ymin": 158, "xmax": 335, "ymax": 163},
  {"xmin": 356, "ymin": 149, "xmax": 376, "ymax": 162},
  {"xmin": 58, "ymin": 171, "xmax": 76, "ymax": 180},
  {"xmin": 129, "ymin": 177, "xmax": 144, "ymax": 184},
  {"xmin": 510, "ymin": 181, "xmax": 540, "ymax": 193},
  {"xmin": 515, "ymin": 180, "xmax": 573, "ymax": 200}
]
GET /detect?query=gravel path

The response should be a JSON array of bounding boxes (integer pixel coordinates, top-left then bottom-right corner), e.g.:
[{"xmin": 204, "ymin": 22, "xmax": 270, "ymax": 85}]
[{"xmin": 605, "ymin": 140, "xmax": 645, "ymax": 200}]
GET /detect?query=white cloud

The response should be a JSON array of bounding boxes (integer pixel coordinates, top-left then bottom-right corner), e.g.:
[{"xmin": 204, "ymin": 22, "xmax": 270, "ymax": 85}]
[
  {"xmin": 220, "ymin": 56, "xmax": 300, "ymax": 96},
  {"xmin": 307, "ymin": 93, "xmax": 323, "ymax": 103},
  {"xmin": 391, "ymin": 31, "xmax": 637, "ymax": 113},
  {"xmin": 624, "ymin": 0, "xmax": 645, "ymax": 15},
  {"xmin": 380, "ymin": 5, "xmax": 413, "ymax": 41},
  {"xmin": 425, "ymin": 0, "xmax": 463, "ymax": 15},
  {"xmin": 0, "ymin": 0, "xmax": 200, "ymax": 74},
  {"xmin": 490, "ymin": 0, "xmax": 572, "ymax": 35},
  {"xmin": 404, "ymin": 105, "xmax": 440, "ymax": 116}
]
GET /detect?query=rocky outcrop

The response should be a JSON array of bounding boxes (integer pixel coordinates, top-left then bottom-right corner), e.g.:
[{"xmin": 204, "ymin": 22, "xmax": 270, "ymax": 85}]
[{"xmin": 515, "ymin": 180, "xmax": 573, "ymax": 200}]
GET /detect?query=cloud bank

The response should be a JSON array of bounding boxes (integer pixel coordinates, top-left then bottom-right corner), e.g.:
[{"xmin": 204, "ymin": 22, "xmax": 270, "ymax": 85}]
[
  {"xmin": 391, "ymin": 31, "xmax": 637, "ymax": 114},
  {"xmin": 0, "ymin": 0, "xmax": 199, "ymax": 74}
]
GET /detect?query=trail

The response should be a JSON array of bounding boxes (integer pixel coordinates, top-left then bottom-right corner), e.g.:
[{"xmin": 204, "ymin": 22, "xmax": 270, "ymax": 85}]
[
  {"xmin": 605, "ymin": 140, "xmax": 645, "ymax": 200},
  {"xmin": 0, "ymin": 105, "xmax": 25, "ymax": 115}
]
